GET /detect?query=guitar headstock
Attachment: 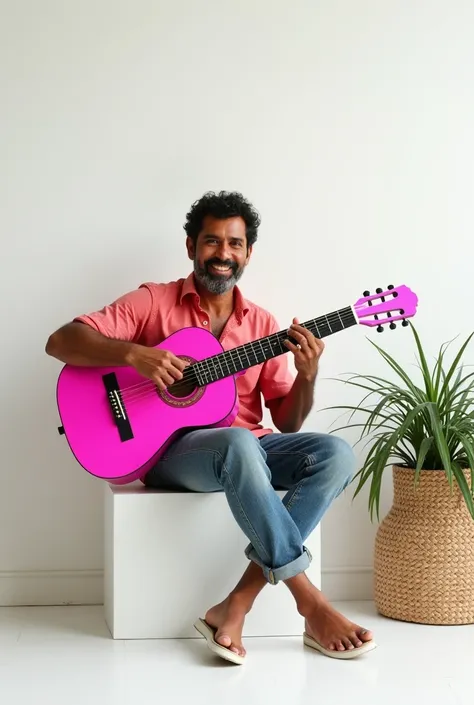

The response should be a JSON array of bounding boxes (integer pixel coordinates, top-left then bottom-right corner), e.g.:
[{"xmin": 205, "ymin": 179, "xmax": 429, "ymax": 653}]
[{"xmin": 353, "ymin": 285, "xmax": 418, "ymax": 331}]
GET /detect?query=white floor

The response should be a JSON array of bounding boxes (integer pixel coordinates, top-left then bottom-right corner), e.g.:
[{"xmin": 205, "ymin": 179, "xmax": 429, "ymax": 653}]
[{"xmin": 0, "ymin": 601, "xmax": 472, "ymax": 704}]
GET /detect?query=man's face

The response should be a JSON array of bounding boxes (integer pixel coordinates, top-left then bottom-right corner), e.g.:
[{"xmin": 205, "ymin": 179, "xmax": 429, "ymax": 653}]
[{"xmin": 187, "ymin": 215, "xmax": 252, "ymax": 295}]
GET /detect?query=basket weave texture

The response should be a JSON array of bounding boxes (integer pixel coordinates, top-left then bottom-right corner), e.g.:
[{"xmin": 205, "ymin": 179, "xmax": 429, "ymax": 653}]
[{"xmin": 374, "ymin": 465, "xmax": 474, "ymax": 625}]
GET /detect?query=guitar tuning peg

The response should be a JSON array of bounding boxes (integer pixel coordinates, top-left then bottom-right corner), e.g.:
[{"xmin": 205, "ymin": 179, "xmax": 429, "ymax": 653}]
[
  {"xmin": 376, "ymin": 287, "xmax": 383, "ymax": 294},
  {"xmin": 387, "ymin": 284, "xmax": 394, "ymax": 290},
  {"xmin": 377, "ymin": 325, "xmax": 384, "ymax": 333},
  {"xmin": 402, "ymin": 319, "xmax": 409, "ymax": 327},
  {"xmin": 363, "ymin": 290, "xmax": 370, "ymax": 297},
  {"xmin": 390, "ymin": 322, "xmax": 396, "ymax": 330}
]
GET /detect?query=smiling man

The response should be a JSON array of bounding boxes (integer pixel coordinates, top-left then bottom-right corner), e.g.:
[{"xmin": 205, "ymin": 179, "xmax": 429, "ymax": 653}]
[{"xmin": 45, "ymin": 191, "xmax": 375, "ymax": 663}]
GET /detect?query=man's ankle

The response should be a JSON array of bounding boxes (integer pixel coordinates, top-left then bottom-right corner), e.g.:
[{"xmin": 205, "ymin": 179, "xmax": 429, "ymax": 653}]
[
  {"xmin": 284, "ymin": 574, "xmax": 324, "ymax": 616},
  {"xmin": 228, "ymin": 590, "xmax": 255, "ymax": 614}
]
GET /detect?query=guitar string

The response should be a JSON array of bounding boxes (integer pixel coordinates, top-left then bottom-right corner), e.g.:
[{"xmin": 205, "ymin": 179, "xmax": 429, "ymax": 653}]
[
  {"xmin": 120, "ymin": 309, "xmax": 357, "ymax": 403},
  {"xmin": 119, "ymin": 309, "xmax": 356, "ymax": 401},
  {"xmin": 111, "ymin": 296, "xmax": 406, "ymax": 409},
  {"xmin": 120, "ymin": 310, "xmax": 358, "ymax": 407}
]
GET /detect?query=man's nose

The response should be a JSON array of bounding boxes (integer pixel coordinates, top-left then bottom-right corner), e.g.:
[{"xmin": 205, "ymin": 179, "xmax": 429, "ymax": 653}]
[{"xmin": 216, "ymin": 243, "xmax": 232, "ymax": 261}]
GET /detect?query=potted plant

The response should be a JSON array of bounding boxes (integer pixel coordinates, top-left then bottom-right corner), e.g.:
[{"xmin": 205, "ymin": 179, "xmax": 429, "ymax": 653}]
[{"xmin": 328, "ymin": 324, "xmax": 474, "ymax": 625}]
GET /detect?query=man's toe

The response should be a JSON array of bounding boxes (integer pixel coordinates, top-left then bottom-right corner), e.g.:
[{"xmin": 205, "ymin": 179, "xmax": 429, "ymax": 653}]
[
  {"xmin": 358, "ymin": 628, "xmax": 373, "ymax": 643},
  {"xmin": 350, "ymin": 631, "xmax": 363, "ymax": 647},
  {"xmin": 216, "ymin": 632, "xmax": 232, "ymax": 648}
]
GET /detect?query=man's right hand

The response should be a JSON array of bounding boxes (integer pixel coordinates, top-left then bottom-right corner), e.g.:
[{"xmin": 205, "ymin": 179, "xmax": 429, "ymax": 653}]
[
  {"xmin": 45, "ymin": 322, "xmax": 188, "ymax": 388},
  {"xmin": 126, "ymin": 346, "xmax": 189, "ymax": 391}
]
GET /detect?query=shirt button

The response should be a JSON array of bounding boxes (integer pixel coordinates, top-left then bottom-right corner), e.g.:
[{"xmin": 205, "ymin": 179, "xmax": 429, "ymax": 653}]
[{"xmin": 202, "ymin": 320, "xmax": 208, "ymax": 326}]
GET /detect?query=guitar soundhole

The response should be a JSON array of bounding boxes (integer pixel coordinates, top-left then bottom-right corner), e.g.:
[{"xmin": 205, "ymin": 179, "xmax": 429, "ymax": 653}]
[
  {"xmin": 167, "ymin": 379, "xmax": 197, "ymax": 399},
  {"xmin": 157, "ymin": 355, "xmax": 205, "ymax": 408}
]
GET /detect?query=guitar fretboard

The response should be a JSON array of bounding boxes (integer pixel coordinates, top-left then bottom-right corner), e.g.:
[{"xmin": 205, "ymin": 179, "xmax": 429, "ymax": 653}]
[{"xmin": 192, "ymin": 306, "xmax": 357, "ymax": 387}]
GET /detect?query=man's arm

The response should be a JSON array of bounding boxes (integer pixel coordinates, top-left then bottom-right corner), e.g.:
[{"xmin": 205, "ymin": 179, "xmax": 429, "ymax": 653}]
[
  {"xmin": 267, "ymin": 373, "xmax": 316, "ymax": 434},
  {"xmin": 45, "ymin": 321, "xmax": 141, "ymax": 367},
  {"xmin": 46, "ymin": 284, "xmax": 155, "ymax": 366},
  {"xmin": 46, "ymin": 321, "xmax": 188, "ymax": 391},
  {"xmin": 266, "ymin": 317, "xmax": 325, "ymax": 434}
]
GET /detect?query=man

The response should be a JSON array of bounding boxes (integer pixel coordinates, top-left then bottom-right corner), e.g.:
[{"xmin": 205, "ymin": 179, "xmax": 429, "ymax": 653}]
[{"xmin": 46, "ymin": 191, "xmax": 375, "ymax": 663}]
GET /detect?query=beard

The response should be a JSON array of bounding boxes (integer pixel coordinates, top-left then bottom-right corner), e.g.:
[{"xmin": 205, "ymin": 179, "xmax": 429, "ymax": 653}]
[{"xmin": 193, "ymin": 257, "xmax": 244, "ymax": 295}]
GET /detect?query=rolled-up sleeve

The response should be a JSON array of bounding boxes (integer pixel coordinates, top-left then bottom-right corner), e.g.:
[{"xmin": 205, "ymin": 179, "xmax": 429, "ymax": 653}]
[{"xmin": 74, "ymin": 285, "xmax": 153, "ymax": 342}]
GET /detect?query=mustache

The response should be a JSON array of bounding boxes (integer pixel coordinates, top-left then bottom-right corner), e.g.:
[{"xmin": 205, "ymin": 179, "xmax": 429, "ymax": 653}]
[{"xmin": 205, "ymin": 258, "xmax": 237, "ymax": 272}]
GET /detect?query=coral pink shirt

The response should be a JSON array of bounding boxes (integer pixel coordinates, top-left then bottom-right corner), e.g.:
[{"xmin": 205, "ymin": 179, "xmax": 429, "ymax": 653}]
[{"xmin": 74, "ymin": 273, "xmax": 294, "ymax": 437}]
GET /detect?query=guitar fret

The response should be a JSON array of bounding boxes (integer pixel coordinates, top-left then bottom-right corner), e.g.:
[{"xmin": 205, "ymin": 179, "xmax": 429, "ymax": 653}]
[
  {"xmin": 316, "ymin": 318, "xmax": 331, "ymax": 337},
  {"xmin": 312, "ymin": 319, "xmax": 322, "ymax": 338},
  {"xmin": 248, "ymin": 343, "xmax": 259, "ymax": 364},
  {"xmin": 222, "ymin": 355, "xmax": 232, "ymax": 375},
  {"xmin": 214, "ymin": 354, "xmax": 223, "ymax": 378},
  {"xmin": 193, "ymin": 363, "xmax": 203, "ymax": 387},
  {"xmin": 235, "ymin": 348, "xmax": 244, "ymax": 370},
  {"xmin": 223, "ymin": 352, "xmax": 233, "ymax": 374},
  {"xmin": 244, "ymin": 345, "xmax": 252, "ymax": 367},
  {"xmin": 222, "ymin": 352, "xmax": 236, "ymax": 374},
  {"xmin": 273, "ymin": 336, "xmax": 284, "ymax": 354},
  {"xmin": 230, "ymin": 352, "xmax": 239, "ymax": 372}
]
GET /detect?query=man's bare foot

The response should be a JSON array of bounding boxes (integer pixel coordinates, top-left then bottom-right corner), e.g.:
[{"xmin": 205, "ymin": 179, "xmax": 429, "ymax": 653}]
[
  {"xmin": 303, "ymin": 591, "xmax": 374, "ymax": 652},
  {"xmin": 205, "ymin": 595, "xmax": 249, "ymax": 658}
]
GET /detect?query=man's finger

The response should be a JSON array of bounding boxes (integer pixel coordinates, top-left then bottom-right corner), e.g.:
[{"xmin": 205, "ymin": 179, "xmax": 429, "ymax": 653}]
[
  {"xmin": 287, "ymin": 328, "xmax": 309, "ymax": 347},
  {"xmin": 172, "ymin": 356, "xmax": 189, "ymax": 371},
  {"xmin": 283, "ymin": 338, "xmax": 302, "ymax": 354},
  {"xmin": 293, "ymin": 327, "xmax": 324, "ymax": 352},
  {"xmin": 289, "ymin": 325, "xmax": 319, "ymax": 349}
]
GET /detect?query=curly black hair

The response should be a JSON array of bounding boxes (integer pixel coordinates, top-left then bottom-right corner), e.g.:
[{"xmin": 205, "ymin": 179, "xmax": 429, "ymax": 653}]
[{"xmin": 183, "ymin": 191, "xmax": 261, "ymax": 248}]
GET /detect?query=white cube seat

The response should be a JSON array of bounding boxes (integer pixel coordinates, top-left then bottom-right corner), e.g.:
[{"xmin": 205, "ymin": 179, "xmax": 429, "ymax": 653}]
[{"xmin": 104, "ymin": 482, "xmax": 321, "ymax": 639}]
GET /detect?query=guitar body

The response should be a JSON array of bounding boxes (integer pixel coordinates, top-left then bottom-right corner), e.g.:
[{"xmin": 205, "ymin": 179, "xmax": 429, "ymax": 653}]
[{"xmin": 56, "ymin": 327, "xmax": 238, "ymax": 484}]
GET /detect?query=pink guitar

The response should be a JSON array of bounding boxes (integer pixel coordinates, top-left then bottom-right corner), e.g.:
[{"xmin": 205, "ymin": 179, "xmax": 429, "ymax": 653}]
[{"xmin": 56, "ymin": 285, "xmax": 418, "ymax": 485}]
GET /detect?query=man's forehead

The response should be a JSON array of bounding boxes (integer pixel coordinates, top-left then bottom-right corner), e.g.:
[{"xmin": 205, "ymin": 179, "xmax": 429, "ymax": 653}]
[{"xmin": 200, "ymin": 216, "xmax": 246, "ymax": 238}]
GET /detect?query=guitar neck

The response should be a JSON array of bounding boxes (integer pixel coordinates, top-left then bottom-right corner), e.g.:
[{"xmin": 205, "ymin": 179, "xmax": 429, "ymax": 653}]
[{"xmin": 193, "ymin": 306, "xmax": 357, "ymax": 387}]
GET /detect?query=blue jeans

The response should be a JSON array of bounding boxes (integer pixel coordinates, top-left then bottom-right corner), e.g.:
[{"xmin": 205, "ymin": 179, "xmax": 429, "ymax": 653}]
[{"xmin": 144, "ymin": 428, "xmax": 355, "ymax": 585}]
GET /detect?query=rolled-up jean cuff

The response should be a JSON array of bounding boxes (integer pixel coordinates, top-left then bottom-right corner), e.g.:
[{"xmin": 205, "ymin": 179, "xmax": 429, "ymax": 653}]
[{"xmin": 244, "ymin": 545, "xmax": 312, "ymax": 585}]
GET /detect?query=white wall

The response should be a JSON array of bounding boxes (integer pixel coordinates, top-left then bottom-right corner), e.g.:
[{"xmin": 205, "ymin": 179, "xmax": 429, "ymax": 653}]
[{"xmin": 1, "ymin": 0, "xmax": 473, "ymax": 605}]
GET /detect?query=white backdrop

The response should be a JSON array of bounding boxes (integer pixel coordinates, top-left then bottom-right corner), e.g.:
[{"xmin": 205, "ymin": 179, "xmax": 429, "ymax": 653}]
[{"xmin": 1, "ymin": 0, "xmax": 473, "ymax": 604}]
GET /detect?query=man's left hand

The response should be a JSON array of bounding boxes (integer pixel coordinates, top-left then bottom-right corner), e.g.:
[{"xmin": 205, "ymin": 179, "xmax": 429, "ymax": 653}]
[{"xmin": 284, "ymin": 317, "xmax": 325, "ymax": 382}]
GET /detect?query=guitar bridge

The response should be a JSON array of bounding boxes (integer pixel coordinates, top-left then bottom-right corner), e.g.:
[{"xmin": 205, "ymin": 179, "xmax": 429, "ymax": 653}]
[{"xmin": 102, "ymin": 373, "xmax": 134, "ymax": 442}]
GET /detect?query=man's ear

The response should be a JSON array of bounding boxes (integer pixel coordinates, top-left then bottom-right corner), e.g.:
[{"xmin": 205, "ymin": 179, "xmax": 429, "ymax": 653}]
[
  {"xmin": 245, "ymin": 244, "xmax": 253, "ymax": 265},
  {"xmin": 186, "ymin": 236, "xmax": 195, "ymax": 261}
]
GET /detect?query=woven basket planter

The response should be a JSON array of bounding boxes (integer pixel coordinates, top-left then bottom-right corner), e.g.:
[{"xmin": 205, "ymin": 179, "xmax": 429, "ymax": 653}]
[{"xmin": 374, "ymin": 465, "xmax": 474, "ymax": 625}]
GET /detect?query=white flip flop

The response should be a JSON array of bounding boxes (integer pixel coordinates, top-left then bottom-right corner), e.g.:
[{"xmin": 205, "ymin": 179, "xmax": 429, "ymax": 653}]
[
  {"xmin": 193, "ymin": 618, "xmax": 245, "ymax": 666},
  {"xmin": 303, "ymin": 631, "xmax": 377, "ymax": 660}
]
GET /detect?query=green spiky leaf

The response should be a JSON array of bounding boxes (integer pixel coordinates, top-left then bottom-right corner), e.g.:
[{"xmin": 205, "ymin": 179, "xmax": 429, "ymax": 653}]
[{"xmin": 325, "ymin": 324, "xmax": 474, "ymax": 520}]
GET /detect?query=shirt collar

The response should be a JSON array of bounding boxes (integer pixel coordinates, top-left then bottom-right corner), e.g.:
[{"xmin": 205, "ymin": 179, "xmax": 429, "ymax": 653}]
[{"xmin": 180, "ymin": 272, "xmax": 249, "ymax": 322}]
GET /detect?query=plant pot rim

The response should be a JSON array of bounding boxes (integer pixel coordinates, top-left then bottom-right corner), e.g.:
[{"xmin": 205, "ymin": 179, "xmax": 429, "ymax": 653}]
[{"xmin": 392, "ymin": 464, "xmax": 471, "ymax": 473}]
